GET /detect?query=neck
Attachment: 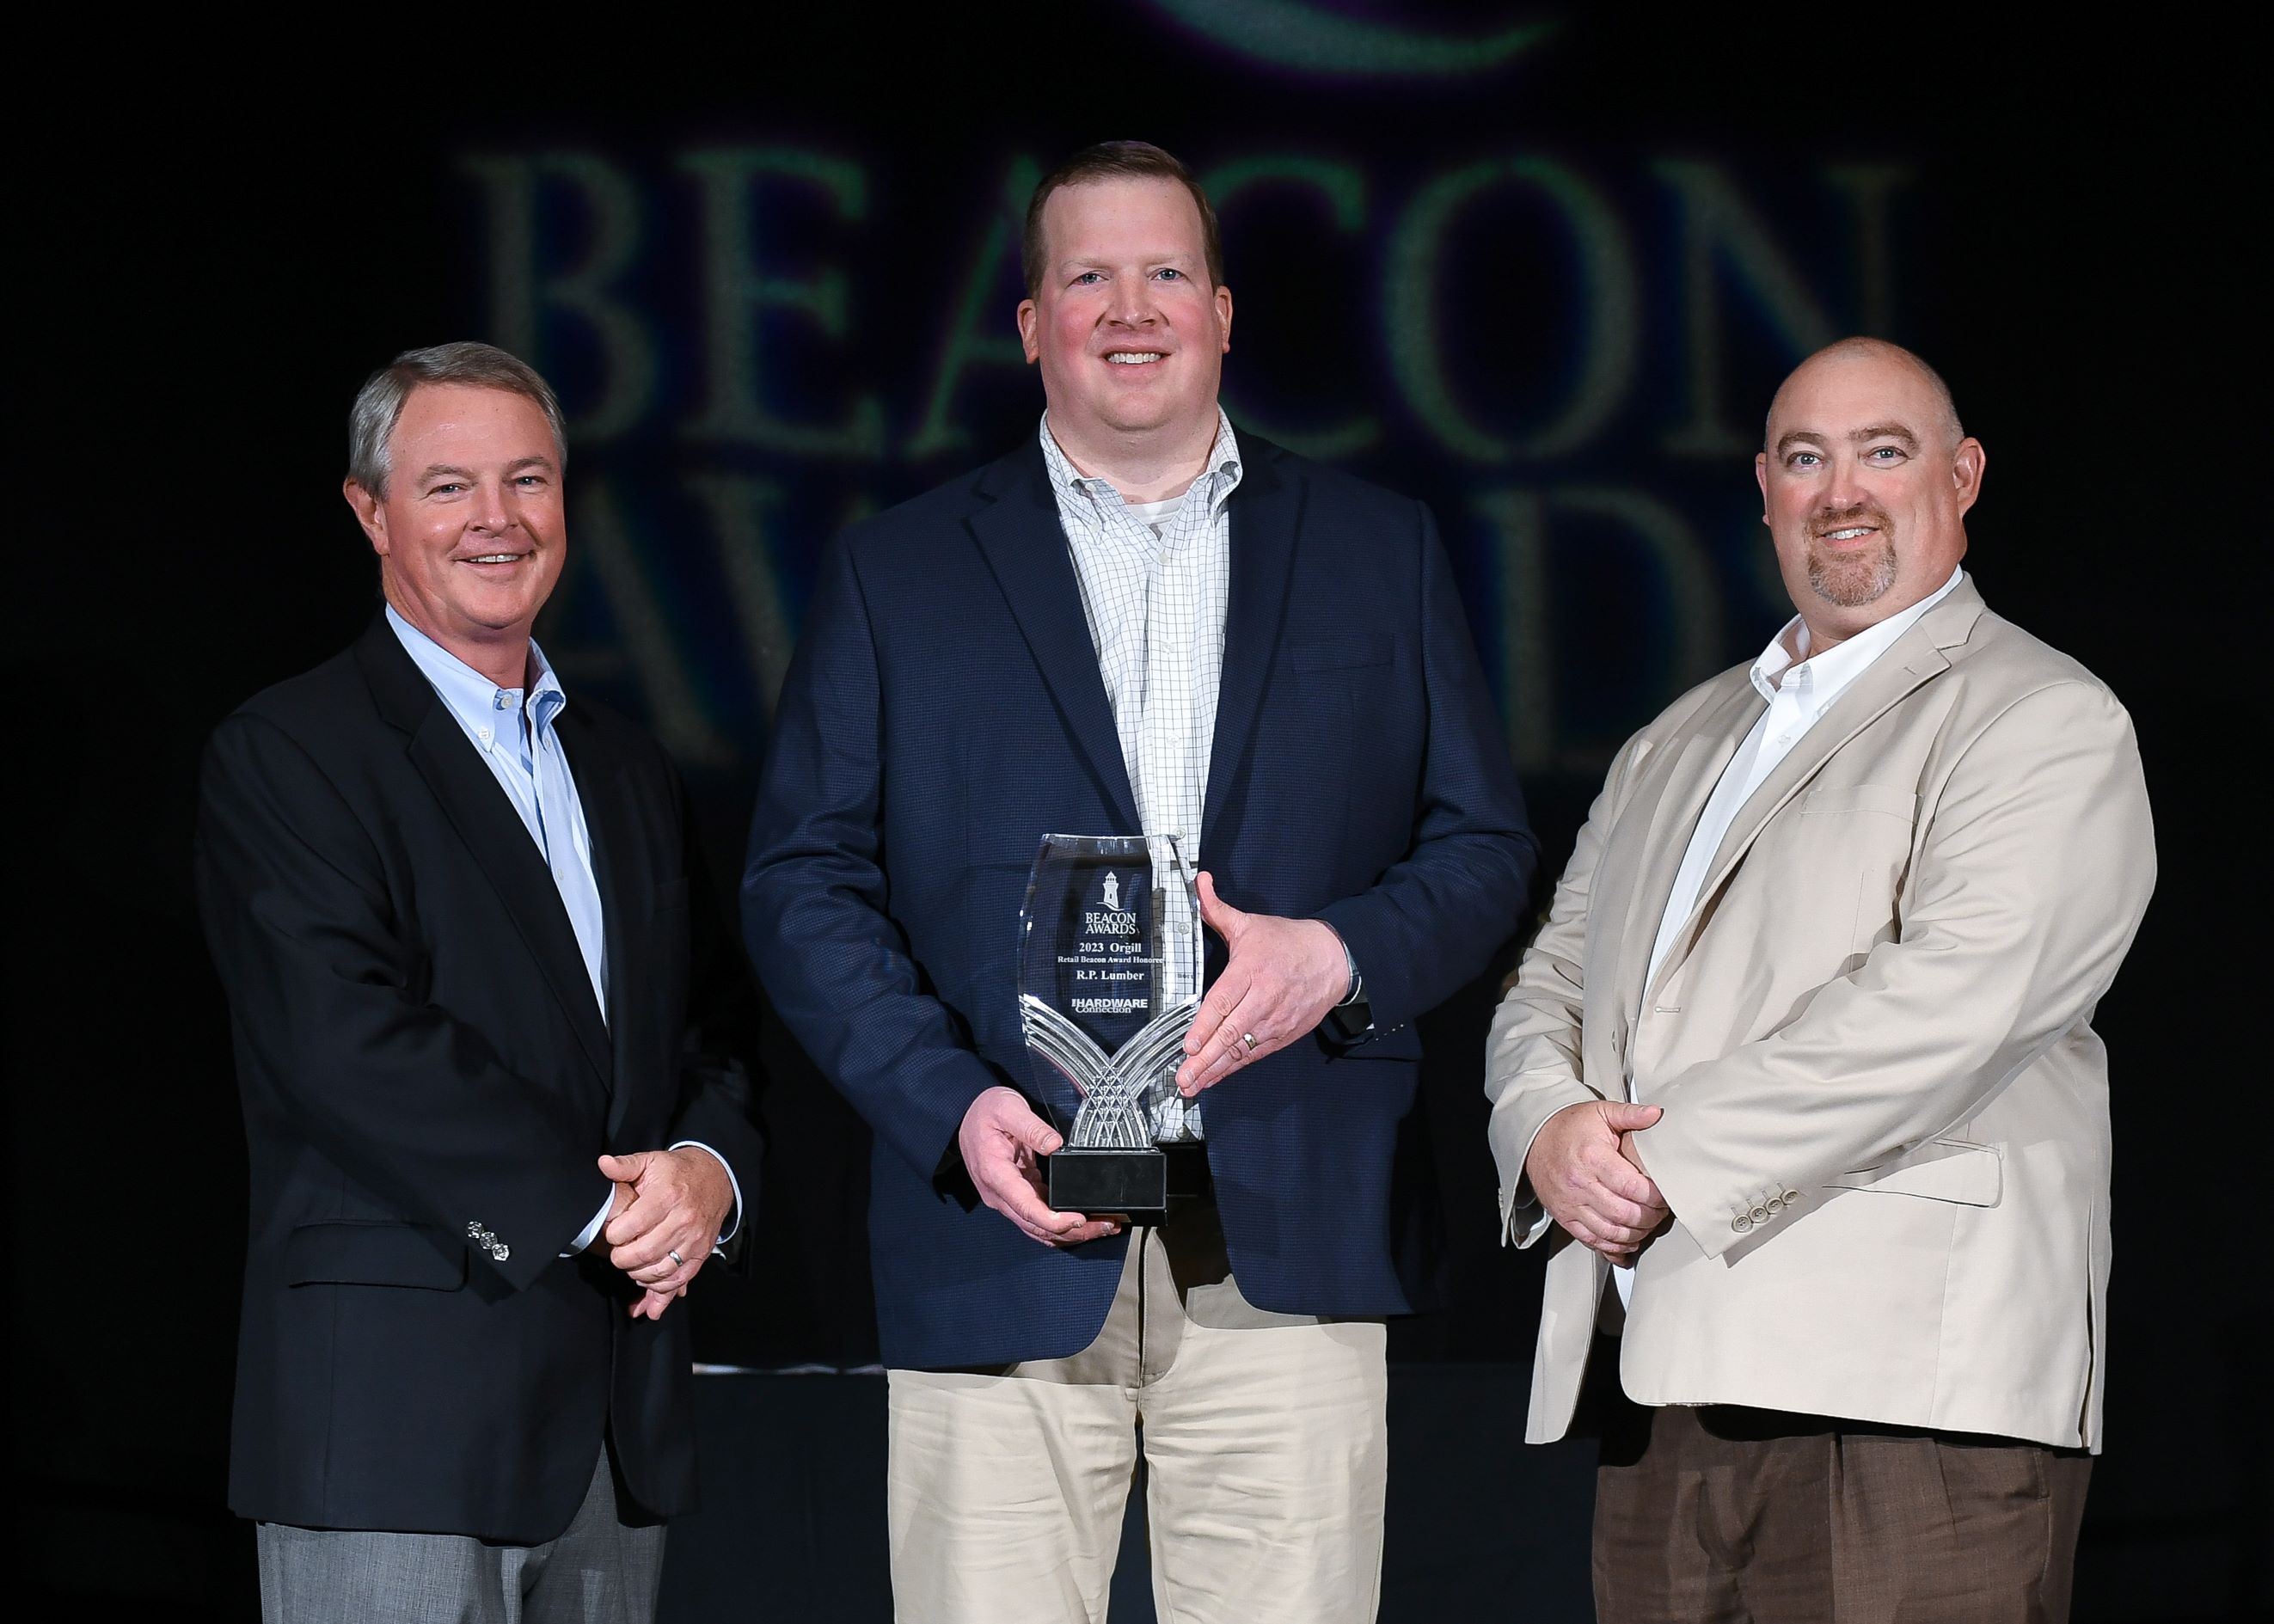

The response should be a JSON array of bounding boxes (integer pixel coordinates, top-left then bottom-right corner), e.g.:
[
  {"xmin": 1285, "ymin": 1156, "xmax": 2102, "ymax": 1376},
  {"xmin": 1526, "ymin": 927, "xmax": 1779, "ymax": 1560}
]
[
  {"xmin": 1046, "ymin": 406, "xmax": 1221, "ymax": 505},
  {"xmin": 387, "ymin": 589, "xmax": 532, "ymax": 690}
]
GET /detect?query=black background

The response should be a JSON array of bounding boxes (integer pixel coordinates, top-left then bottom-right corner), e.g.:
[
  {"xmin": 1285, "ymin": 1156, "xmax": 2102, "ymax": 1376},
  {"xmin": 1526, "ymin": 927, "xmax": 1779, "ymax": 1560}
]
[{"xmin": 12, "ymin": 5, "xmax": 2257, "ymax": 1616}]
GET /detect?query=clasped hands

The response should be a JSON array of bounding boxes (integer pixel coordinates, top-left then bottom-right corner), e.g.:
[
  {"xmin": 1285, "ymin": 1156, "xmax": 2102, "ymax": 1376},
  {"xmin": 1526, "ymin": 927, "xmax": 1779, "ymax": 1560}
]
[
  {"xmin": 1524, "ymin": 1100, "xmax": 1671, "ymax": 1263},
  {"xmin": 960, "ymin": 871, "xmax": 1348, "ymax": 1249},
  {"xmin": 596, "ymin": 1148, "xmax": 735, "ymax": 1321}
]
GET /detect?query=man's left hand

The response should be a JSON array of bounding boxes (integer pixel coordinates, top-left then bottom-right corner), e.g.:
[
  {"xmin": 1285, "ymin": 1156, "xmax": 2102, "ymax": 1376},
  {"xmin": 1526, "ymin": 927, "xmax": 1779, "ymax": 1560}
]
[
  {"xmin": 1175, "ymin": 871, "xmax": 1350, "ymax": 1095},
  {"xmin": 599, "ymin": 1149, "xmax": 734, "ymax": 1313}
]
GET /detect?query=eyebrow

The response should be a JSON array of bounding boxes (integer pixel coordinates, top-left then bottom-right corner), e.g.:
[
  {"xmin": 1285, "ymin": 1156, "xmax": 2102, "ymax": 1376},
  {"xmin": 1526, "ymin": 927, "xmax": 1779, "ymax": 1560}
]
[
  {"xmin": 1774, "ymin": 423, "xmax": 1921, "ymax": 457},
  {"xmin": 1063, "ymin": 251, "xmax": 1192, "ymax": 270},
  {"xmin": 416, "ymin": 457, "xmax": 555, "ymax": 484}
]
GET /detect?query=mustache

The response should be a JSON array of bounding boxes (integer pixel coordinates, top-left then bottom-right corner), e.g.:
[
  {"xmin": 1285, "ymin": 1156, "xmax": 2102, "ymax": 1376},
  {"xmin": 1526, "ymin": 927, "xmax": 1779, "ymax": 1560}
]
[{"xmin": 1811, "ymin": 504, "xmax": 1892, "ymax": 539}]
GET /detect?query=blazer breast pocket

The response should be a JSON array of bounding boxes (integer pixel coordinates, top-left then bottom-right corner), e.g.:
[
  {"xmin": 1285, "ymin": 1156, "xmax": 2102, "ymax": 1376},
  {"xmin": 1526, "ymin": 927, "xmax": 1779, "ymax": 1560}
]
[
  {"xmin": 1283, "ymin": 635, "xmax": 1397, "ymax": 736},
  {"xmin": 1789, "ymin": 781, "xmax": 1920, "ymax": 957},
  {"xmin": 283, "ymin": 1221, "xmax": 469, "ymax": 1290},
  {"xmin": 1799, "ymin": 782, "xmax": 1919, "ymax": 821},
  {"xmin": 1288, "ymin": 634, "xmax": 1394, "ymax": 674}
]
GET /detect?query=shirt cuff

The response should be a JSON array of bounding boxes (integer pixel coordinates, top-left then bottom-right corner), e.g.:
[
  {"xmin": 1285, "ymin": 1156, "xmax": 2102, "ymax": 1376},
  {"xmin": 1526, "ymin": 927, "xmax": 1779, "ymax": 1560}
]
[
  {"xmin": 561, "ymin": 1187, "xmax": 614, "ymax": 1258},
  {"xmin": 671, "ymin": 1140, "xmax": 744, "ymax": 1245},
  {"xmin": 1325, "ymin": 922, "xmax": 1364, "ymax": 1008}
]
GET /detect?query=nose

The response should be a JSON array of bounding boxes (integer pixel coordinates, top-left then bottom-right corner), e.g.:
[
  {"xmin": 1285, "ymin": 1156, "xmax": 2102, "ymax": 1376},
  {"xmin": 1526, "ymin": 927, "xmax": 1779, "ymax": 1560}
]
[
  {"xmin": 1106, "ymin": 275, "xmax": 1159, "ymax": 328},
  {"xmin": 1823, "ymin": 451, "xmax": 1871, "ymax": 513},
  {"xmin": 469, "ymin": 477, "xmax": 513, "ymax": 534}
]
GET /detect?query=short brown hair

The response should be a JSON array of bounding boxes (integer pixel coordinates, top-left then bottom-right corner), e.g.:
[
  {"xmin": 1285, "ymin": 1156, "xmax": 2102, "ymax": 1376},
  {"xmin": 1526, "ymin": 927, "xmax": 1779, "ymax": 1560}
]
[{"xmin": 1021, "ymin": 141, "xmax": 1224, "ymax": 299}]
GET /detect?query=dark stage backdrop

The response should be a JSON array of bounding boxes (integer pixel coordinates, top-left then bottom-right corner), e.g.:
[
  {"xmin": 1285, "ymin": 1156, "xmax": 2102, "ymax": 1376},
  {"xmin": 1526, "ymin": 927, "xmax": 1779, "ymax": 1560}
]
[{"xmin": 12, "ymin": 7, "xmax": 2258, "ymax": 1618}]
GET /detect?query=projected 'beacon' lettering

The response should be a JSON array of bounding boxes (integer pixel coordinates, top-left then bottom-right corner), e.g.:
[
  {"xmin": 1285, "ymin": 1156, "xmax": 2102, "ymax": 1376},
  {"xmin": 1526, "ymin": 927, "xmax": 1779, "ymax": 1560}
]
[{"xmin": 455, "ymin": 143, "xmax": 1911, "ymax": 779}]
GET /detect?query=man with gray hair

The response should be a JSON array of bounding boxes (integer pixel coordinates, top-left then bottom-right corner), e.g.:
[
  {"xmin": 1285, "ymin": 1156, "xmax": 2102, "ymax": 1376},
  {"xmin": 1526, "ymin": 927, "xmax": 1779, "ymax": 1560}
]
[
  {"xmin": 1486, "ymin": 338, "xmax": 2154, "ymax": 1619},
  {"xmin": 196, "ymin": 342, "xmax": 763, "ymax": 1622}
]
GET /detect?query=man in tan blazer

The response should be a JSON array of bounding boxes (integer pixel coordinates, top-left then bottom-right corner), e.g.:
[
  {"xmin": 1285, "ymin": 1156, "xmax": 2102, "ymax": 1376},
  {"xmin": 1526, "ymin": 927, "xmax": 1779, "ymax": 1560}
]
[{"xmin": 1486, "ymin": 338, "xmax": 2154, "ymax": 1621}]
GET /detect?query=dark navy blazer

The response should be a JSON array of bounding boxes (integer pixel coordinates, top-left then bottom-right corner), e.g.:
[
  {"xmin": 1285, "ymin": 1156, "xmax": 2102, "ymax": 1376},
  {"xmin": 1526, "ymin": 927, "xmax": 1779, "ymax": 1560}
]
[{"xmin": 743, "ymin": 431, "xmax": 1536, "ymax": 1370}]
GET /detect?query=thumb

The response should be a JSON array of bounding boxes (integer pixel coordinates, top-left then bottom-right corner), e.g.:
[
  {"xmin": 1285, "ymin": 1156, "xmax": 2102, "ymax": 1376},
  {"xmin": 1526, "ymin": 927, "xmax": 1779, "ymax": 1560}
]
[
  {"xmin": 1600, "ymin": 1102, "xmax": 1664, "ymax": 1132},
  {"xmin": 598, "ymin": 1152, "xmax": 651, "ymax": 1182},
  {"xmin": 1196, "ymin": 871, "xmax": 1246, "ymax": 941},
  {"xmin": 1005, "ymin": 1106, "xmax": 1065, "ymax": 1158}
]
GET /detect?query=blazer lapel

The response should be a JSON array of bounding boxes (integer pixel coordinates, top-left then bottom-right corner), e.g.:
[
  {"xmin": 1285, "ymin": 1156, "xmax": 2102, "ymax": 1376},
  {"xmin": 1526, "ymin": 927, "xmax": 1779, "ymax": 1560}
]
[
  {"xmin": 357, "ymin": 620, "xmax": 614, "ymax": 1090},
  {"xmin": 1201, "ymin": 442, "xmax": 1301, "ymax": 854},
  {"xmin": 1610, "ymin": 677, "xmax": 1762, "ymax": 1024},
  {"xmin": 966, "ymin": 444, "xmax": 1142, "ymax": 835},
  {"xmin": 1643, "ymin": 585, "xmax": 1986, "ymax": 1002},
  {"xmin": 555, "ymin": 704, "xmax": 639, "ymax": 1129}
]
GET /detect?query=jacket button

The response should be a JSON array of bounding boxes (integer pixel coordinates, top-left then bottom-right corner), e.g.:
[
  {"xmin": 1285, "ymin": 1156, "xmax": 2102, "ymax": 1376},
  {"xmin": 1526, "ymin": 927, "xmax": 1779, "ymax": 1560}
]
[
  {"xmin": 1750, "ymin": 1204, "xmax": 1770, "ymax": 1223},
  {"xmin": 1732, "ymin": 1215, "xmax": 1752, "ymax": 1233},
  {"xmin": 1781, "ymin": 1189, "xmax": 1801, "ymax": 1204},
  {"xmin": 493, "ymin": 1243, "xmax": 511, "ymax": 1262}
]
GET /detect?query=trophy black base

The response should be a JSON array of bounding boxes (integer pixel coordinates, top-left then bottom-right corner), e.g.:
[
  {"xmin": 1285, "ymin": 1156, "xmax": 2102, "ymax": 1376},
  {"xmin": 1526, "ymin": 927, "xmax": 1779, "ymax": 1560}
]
[{"xmin": 1046, "ymin": 1148, "xmax": 1168, "ymax": 1221}]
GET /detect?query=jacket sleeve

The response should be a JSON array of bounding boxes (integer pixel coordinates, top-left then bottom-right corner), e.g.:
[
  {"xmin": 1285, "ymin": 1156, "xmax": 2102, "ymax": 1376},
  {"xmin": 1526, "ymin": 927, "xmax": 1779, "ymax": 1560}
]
[
  {"xmin": 1636, "ymin": 680, "xmax": 2156, "ymax": 1259},
  {"xmin": 740, "ymin": 535, "xmax": 1008, "ymax": 1182},
  {"xmin": 1483, "ymin": 731, "xmax": 1650, "ymax": 1246},
  {"xmin": 661, "ymin": 768, "xmax": 769, "ymax": 1261},
  {"xmin": 195, "ymin": 711, "xmax": 612, "ymax": 1291},
  {"xmin": 1313, "ymin": 502, "xmax": 1541, "ymax": 1031}
]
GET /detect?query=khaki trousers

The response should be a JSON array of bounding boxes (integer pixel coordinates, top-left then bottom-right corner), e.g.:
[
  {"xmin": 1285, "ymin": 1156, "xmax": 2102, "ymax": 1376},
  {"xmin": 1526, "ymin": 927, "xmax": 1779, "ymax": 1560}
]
[{"xmin": 886, "ymin": 1204, "xmax": 1388, "ymax": 1624}]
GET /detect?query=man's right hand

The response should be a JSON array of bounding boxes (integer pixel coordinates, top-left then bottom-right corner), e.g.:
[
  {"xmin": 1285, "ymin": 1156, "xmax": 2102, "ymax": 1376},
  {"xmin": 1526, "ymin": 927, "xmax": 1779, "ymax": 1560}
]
[
  {"xmin": 958, "ymin": 1086, "xmax": 1121, "ymax": 1248},
  {"xmin": 1524, "ymin": 1100, "xmax": 1670, "ymax": 1261}
]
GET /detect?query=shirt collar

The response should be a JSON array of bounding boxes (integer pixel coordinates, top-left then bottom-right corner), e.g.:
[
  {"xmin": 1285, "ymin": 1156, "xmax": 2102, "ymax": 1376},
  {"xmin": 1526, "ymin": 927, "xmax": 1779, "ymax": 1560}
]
[
  {"xmin": 1038, "ymin": 407, "xmax": 1244, "ymax": 515},
  {"xmin": 384, "ymin": 604, "xmax": 567, "ymax": 736},
  {"xmin": 1750, "ymin": 566, "xmax": 1965, "ymax": 708}
]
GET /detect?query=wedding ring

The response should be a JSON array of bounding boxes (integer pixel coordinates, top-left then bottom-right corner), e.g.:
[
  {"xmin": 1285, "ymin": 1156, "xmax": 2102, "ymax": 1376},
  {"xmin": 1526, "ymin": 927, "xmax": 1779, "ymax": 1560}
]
[
  {"xmin": 1241, "ymin": 1032, "xmax": 1259, "ymax": 1053},
  {"xmin": 668, "ymin": 1249, "xmax": 685, "ymax": 1266}
]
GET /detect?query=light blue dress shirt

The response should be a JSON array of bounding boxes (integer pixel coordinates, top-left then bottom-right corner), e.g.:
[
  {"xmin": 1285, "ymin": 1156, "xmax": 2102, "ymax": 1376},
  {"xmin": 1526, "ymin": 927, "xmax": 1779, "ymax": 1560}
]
[{"xmin": 385, "ymin": 608, "xmax": 740, "ymax": 1254}]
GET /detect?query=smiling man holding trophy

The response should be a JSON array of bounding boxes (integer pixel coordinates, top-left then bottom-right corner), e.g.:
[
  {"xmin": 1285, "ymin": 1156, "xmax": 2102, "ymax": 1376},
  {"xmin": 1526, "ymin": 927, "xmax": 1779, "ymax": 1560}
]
[{"xmin": 744, "ymin": 141, "xmax": 1536, "ymax": 1624}]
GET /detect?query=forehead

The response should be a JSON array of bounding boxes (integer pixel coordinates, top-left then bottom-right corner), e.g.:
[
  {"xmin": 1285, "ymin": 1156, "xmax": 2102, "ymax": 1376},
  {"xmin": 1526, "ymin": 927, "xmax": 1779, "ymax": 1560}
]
[
  {"xmin": 1768, "ymin": 353, "xmax": 1940, "ymax": 440},
  {"xmin": 1039, "ymin": 175, "xmax": 1206, "ymax": 262},
  {"xmin": 390, "ymin": 383, "xmax": 554, "ymax": 452}
]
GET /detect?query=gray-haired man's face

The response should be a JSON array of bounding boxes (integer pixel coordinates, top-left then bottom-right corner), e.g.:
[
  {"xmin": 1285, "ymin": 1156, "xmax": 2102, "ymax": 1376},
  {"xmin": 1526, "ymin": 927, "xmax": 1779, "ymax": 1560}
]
[{"xmin": 346, "ymin": 383, "xmax": 567, "ymax": 661}]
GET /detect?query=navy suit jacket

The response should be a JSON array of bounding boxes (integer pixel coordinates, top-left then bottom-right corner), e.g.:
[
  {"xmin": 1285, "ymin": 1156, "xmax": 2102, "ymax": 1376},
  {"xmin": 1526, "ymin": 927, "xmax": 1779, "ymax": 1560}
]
[{"xmin": 743, "ymin": 430, "xmax": 1536, "ymax": 1370}]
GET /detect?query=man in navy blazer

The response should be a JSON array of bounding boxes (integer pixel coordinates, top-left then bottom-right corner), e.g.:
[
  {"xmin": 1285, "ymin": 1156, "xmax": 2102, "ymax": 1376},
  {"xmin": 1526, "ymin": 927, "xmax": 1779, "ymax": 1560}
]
[{"xmin": 744, "ymin": 143, "xmax": 1535, "ymax": 1623}]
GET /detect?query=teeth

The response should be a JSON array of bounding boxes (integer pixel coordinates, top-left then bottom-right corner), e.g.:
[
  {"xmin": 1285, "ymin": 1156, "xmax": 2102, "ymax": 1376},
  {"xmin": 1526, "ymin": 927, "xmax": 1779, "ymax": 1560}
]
[
  {"xmin": 469, "ymin": 554, "xmax": 519, "ymax": 563},
  {"xmin": 1823, "ymin": 528, "xmax": 1872, "ymax": 541},
  {"xmin": 1106, "ymin": 352, "xmax": 1164, "ymax": 365}
]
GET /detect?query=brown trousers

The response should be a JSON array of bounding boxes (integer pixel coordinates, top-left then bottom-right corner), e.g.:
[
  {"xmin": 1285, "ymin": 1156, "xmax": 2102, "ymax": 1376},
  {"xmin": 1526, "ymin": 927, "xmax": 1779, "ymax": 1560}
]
[{"xmin": 1591, "ymin": 1375, "xmax": 2091, "ymax": 1624}]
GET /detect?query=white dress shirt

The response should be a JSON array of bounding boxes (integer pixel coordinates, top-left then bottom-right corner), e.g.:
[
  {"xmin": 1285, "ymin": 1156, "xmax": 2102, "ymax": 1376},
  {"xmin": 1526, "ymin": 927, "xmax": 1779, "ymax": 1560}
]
[
  {"xmin": 384, "ymin": 609, "xmax": 740, "ymax": 1256},
  {"xmin": 1612, "ymin": 566, "xmax": 1964, "ymax": 1308}
]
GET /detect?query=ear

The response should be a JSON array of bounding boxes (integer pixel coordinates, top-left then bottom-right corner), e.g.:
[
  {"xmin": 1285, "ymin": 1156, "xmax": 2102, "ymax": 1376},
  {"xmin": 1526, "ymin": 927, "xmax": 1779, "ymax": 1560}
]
[
  {"xmin": 344, "ymin": 477, "xmax": 389, "ymax": 555},
  {"xmin": 1951, "ymin": 436, "xmax": 1986, "ymax": 517},
  {"xmin": 1753, "ymin": 451, "xmax": 1770, "ymax": 522},
  {"xmin": 1016, "ymin": 297, "xmax": 1040, "ymax": 365},
  {"xmin": 1216, "ymin": 283, "xmax": 1234, "ymax": 352}
]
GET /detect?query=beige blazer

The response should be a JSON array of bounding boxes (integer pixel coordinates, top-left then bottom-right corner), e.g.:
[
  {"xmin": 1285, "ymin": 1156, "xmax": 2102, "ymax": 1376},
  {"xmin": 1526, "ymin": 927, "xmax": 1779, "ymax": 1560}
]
[{"xmin": 1486, "ymin": 579, "xmax": 2153, "ymax": 1450}]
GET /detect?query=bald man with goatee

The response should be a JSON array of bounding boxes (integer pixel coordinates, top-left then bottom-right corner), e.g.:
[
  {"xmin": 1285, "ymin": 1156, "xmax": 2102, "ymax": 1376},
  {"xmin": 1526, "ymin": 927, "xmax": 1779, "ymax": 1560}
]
[{"xmin": 1486, "ymin": 339, "xmax": 2154, "ymax": 1621}]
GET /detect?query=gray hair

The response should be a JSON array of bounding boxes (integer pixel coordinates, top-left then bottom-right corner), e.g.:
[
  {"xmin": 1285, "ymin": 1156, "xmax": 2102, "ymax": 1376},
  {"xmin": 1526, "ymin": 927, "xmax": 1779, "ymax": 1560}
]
[{"xmin": 346, "ymin": 341, "xmax": 567, "ymax": 495}]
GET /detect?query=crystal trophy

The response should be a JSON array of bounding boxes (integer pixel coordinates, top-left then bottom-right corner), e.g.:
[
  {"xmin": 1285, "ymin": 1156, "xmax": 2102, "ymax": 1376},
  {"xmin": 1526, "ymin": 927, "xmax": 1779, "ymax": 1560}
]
[{"xmin": 1017, "ymin": 834, "xmax": 1202, "ymax": 1219}]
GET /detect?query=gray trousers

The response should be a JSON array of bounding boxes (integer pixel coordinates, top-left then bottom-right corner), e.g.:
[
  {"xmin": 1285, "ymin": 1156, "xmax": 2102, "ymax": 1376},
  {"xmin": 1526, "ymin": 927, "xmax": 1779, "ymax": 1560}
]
[{"xmin": 256, "ymin": 1449, "xmax": 666, "ymax": 1624}]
